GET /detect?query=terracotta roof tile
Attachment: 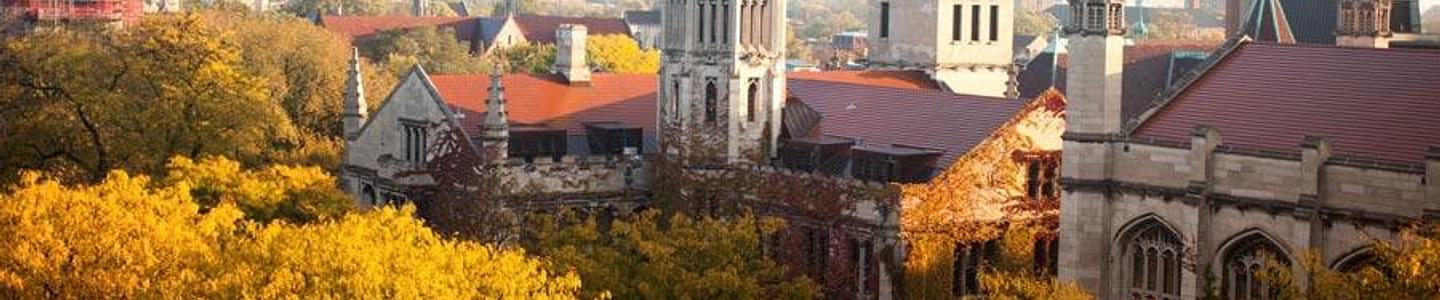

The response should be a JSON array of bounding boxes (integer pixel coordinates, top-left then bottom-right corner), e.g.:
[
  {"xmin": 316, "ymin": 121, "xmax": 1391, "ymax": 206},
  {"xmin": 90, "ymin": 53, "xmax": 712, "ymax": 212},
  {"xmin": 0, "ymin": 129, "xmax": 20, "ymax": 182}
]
[
  {"xmin": 1133, "ymin": 42, "xmax": 1440, "ymax": 165},
  {"xmin": 512, "ymin": 14, "xmax": 631, "ymax": 44},
  {"xmin": 787, "ymin": 78, "xmax": 1029, "ymax": 166},
  {"xmin": 786, "ymin": 70, "xmax": 942, "ymax": 91},
  {"xmin": 430, "ymin": 74, "xmax": 657, "ymax": 137},
  {"xmin": 1017, "ymin": 40, "xmax": 1219, "ymax": 120}
]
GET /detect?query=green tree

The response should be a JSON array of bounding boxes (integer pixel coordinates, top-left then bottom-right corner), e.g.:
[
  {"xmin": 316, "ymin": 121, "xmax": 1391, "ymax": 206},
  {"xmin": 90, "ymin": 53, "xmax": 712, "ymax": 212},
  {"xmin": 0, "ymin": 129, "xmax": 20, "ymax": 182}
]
[
  {"xmin": 495, "ymin": 42, "xmax": 556, "ymax": 74},
  {"xmin": 0, "ymin": 164, "xmax": 582, "ymax": 299},
  {"xmin": 361, "ymin": 26, "xmax": 490, "ymax": 77},
  {"xmin": 586, "ymin": 34, "xmax": 659, "ymax": 74},
  {"xmin": 525, "ymin": 211, "xmax": 820, "ymax": 299}
]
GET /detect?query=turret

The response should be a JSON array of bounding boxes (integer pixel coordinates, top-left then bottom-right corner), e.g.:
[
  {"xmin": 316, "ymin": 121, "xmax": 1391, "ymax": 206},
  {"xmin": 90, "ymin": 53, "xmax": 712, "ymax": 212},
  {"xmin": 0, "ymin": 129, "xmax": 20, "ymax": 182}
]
[
  {"xmin": 482, "ymin": 66, "xmax": 510, "ymax": 161},
  {"xmin": 342, "ymin": 48, "xmax": 367, "ymax": 141},
  {"xmin": 1064, "ymin": 0, "xmax": 1126, "ymax": 136}
]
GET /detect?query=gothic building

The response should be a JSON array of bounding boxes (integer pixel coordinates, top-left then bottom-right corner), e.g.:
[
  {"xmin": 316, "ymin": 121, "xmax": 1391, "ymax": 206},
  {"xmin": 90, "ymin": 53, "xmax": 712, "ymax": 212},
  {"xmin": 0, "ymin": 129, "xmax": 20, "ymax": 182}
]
[
  {"xmin": 657, "ymin": 0, "xmax": 787, "ymax": 161},
  {"xmin": 1057, "ymin": 0, "xmax": 1440, "ymax": 299},
  {"xmin": 865, "ymin": 0, "xmax": 1019, "ymax": 97}
]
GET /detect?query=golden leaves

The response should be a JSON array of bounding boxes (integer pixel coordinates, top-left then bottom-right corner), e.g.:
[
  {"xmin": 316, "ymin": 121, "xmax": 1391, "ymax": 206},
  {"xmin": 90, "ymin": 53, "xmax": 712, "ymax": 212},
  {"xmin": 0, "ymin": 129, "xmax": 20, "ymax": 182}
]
[{"xmin": 0, "ymin": 159, "xmax": 582, "ymax": 299}]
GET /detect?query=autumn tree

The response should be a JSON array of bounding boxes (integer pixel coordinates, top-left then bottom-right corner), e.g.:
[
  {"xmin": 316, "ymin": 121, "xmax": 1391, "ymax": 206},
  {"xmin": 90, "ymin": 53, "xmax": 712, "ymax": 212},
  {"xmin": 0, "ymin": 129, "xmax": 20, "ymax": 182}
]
[
  {"xmin": 361, "ymin": 25, "xmax": 490, "ymax": 77},
  {"xmin": 0, "ymin": 164, "xmax": 582, "ymax": 299},
  {"xmin": 0, "ymin": 15, "xmax": 288, "ymax": 183},
  {"xmin": 1257, "ymin": 223, "xmax": 1440, "ymax": 300},
  {"xmin": 284, "ymin": 0, "xmax": 392, "ymax": 16},
  {"xmin": 495, "ymin": 42, "xmax": 557, "ymax": 74},
  {"xmin": 978, "ymin": 224, "xmax": 1093, "ymax": 300},
  {"xmin": 524, "ymin": 210, "xmax": 820, "ymax": 299},
  {"xmin": 587, "ymin": 34, "xmax": 660, "ymax": 74},
  {"xmin": 162, "ymin": 156, "xmax": 353, "ymax": 224}
]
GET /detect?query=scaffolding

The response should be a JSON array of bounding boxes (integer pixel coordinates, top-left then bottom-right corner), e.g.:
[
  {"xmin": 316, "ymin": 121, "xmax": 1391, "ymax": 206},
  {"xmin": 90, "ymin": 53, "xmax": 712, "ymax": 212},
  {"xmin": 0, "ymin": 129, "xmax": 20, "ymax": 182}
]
[{"xmin": 5, "ymin": 0, "xmax": 137, "ymax": 23}]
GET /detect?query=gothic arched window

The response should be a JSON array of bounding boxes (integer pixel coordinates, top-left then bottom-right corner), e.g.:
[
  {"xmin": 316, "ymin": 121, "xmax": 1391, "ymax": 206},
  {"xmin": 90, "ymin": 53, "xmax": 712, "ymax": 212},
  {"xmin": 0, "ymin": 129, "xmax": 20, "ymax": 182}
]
[
  {"xmin": 704, "ymin": 82, "xmax": 718, "ymax": 124},
  {"xmin": 697, "ymin": 1, "xmax": 706, "ymax": 43},
  {"xmin": 746, "ymin": 82, "xmax": 758, "ymax": 122},
  {"xmin": 1222, "ymin": 234, "xmax": 1289, "ymax": 300},
  {"xmin": 1123, "ymin": 219, "xmax": 1183, "ymax": 300},
  {"xmin": 361, "ymin": 184, "xmax": 376, "ymax": 206}
]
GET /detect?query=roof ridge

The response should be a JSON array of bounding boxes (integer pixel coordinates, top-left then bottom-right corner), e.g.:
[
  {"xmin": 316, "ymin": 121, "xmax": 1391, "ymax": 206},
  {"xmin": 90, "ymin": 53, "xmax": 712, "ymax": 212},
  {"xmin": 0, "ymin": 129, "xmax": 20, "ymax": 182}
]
[{"xmin": 1123, "ymin": 35, "xmax": 1253, "ymax": 135}]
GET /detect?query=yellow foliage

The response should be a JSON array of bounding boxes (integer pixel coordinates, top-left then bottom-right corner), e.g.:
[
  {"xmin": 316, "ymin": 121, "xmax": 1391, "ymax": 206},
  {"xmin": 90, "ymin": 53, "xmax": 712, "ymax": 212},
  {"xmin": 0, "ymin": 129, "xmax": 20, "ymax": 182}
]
[
  {"xmin": 0, "ymin": 167, "xmax": 581, "ymax": 299},
  {"xmin": 1259, "ymin": 224, "xmax": 1440, "ymax": 299},
  {"xmin": 586, "ymin": 34, "xmax": 660, "ymax": 74},
  {"xmin": 525, "ymin": 211, "xmax": 819, "ymax": 299},
  {"xmin": 899, "ymin": 91, "xmax": 1066, "ymax": 297},
  {"xmin": 163, "ymin": 156, "xmax": 352, "ymax": 224}
]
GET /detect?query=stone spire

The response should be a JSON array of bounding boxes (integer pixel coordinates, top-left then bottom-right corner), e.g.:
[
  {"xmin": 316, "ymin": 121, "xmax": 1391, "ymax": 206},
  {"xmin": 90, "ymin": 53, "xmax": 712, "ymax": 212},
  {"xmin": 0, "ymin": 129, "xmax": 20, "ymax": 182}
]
[
  {"xmin": 481, "ymin": 65, "xmax": 510, "ymax": 161},
  {"xmin": 1237, "ymin": 0, "xmax": 1297, "ymax": 44},
  {"xmin": 342, "ymin": 47, "xmax": 367, "ymax": 141}
]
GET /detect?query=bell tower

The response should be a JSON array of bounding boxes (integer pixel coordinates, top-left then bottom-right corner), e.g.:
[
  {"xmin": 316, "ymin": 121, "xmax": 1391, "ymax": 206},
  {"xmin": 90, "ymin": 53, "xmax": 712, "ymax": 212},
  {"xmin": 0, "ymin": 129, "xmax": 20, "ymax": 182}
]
[
  {"xmin": 658, "ymin": 0, "xmax": 786, "ymax": 162},
  {"xmin": 1336, "ymin": 0, "xmax": 1393, "ymax": 48},
  {"xmin": 867, "ymin": 0, "xmax": 1017, "ymax": 98}
]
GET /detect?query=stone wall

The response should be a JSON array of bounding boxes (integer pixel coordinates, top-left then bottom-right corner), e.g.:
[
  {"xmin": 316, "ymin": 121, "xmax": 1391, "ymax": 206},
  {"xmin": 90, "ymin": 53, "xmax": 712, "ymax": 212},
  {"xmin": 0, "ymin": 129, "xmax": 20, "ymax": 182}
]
[{"xmin": 1060, "ymin": 132, "xmax": 1440, "ymax": 298}]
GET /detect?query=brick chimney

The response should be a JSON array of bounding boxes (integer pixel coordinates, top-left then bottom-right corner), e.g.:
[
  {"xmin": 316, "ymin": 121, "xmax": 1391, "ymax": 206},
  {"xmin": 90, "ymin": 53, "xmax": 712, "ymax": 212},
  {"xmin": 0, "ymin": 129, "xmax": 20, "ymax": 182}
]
[{"xmin": 553, "ymin": 24, "xmax": 592, "ymax": 86}]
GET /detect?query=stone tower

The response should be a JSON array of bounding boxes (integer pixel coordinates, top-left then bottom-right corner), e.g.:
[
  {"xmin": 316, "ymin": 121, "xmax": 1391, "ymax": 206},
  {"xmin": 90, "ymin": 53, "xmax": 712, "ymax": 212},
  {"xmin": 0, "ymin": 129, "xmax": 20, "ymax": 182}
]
[
  {"xmin": 1336, "ymin": 0, "xmax": 1393, "ymax": 48},
  {"xmin": 1063, "ymin": 0, "xmax": 1126, "ymax": 136},
  {"xmin": 658, "ymin": 0, "xmax": 787, "ymax": 162},
  {"xmin": 866, "ymin": 0, "xmax": 1016, "ymax": 98},
  {"xmin": 1056, "ymin": 0, "xmax": 1126, "ymax": 293},
  {"xmin": 342, "ymin": 48, "xmax": 367, "ymax": 141},
  {"xmin": 482, "ymin": 66, "xmax": 510, "ymax": 161}
]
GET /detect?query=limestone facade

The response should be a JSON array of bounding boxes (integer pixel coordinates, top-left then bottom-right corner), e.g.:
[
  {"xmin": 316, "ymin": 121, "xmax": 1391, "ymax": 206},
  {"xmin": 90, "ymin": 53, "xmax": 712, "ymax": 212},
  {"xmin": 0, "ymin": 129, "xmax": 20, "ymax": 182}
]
[
  {"xmin": 1058, "ymin": 1, "xmax": 1440, "ymax": 298},
  {"xmin": 865, "ymin": 0, "xmax": 1017, "ymax": 97},
  {"xmin": 658, "ymin": 0, "xmax": 787, "ymax": 161}
]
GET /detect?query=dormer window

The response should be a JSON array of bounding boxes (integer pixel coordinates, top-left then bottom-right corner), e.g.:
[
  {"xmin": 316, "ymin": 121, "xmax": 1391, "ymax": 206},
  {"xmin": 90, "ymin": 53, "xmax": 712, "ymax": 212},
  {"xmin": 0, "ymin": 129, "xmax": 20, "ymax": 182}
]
[{"xmin": 851, "ymin": 145, "xmax": 940, "ymax": 183}]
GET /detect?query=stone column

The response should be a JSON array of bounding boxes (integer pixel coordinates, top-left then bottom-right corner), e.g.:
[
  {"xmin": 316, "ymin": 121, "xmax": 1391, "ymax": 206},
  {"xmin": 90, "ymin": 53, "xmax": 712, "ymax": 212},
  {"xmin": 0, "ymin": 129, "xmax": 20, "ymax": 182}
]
[
  {"xmin": 1189, "ymin": 125, "xmax": 1221, "ymax": 297},
  {"xmin": 1425, "ymin": 146, "xmax": 1440, "ymax": 214},
  {"xmin": 1294, "ymin": 135, "xmax": 1332, "ymax": 290}
]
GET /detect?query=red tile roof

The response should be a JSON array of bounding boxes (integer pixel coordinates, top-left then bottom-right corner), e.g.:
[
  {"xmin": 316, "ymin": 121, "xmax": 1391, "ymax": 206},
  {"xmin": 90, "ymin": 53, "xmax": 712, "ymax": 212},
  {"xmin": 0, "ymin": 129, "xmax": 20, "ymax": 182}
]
[
  {"xmin": 429, "ymin": 73, "xmax": 657, "ymax": 137},
  {"xmin": 321, "ymin": 16, "xmax": 477, "ymax": 42},
  {"xmin": 786, "ymin": 70, "xmax": 943, "ymax": 91},
  {"xmin": 512, "ymin": 14, "xmax": 632, "ymax": 44},
  {"xmin": 787, "ymin": 78, "xmax": 1030, "ymax": 166},
  {"xmin": 1018, "ymin": 40, "xmax": 1219, "ymax": 120},
  {"xmin": 1133, "ymin": 42, "xmax": 1440, "ymax": 165}
]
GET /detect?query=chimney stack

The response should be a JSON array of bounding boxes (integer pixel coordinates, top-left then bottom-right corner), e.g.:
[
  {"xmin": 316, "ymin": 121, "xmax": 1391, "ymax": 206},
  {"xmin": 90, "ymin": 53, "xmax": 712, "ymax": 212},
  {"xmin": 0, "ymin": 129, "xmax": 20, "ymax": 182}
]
[{"xmin": 553, "ymin": 24, "xmax": 592, "ymax": 86}]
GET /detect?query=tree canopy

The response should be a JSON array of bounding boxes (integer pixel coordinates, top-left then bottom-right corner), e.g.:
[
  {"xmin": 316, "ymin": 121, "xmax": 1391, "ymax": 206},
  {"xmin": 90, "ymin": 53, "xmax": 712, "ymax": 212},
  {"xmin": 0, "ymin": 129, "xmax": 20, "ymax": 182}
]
[
  {"xmin": 360, "ymin": 26, "xmax": 490, "ymax": 76},
  {"xmin": 0, "ymin": 158, "xmax": 581, "ymax": 299},
  {"xmin": 586, "ymin": 34, "xmax": 660, "ymax": 74},
  {"xmin": 0, "ymin": 12, "xmax": 370, "ymax": 184},
  {"xmin": 524, "ymin": 211, "xmax": 820, "ymax": 299}
]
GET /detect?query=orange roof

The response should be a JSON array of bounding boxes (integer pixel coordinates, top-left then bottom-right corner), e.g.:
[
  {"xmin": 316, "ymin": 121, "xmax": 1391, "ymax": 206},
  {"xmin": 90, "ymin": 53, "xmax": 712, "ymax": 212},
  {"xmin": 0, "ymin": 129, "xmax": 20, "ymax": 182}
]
[
  {"xmin": 786, "ymin": 70, "xmax": 942, "ymax": 91},
  {"xmin": 429, "ymin": 73, "xmax": 658, "ymax": 137}
]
